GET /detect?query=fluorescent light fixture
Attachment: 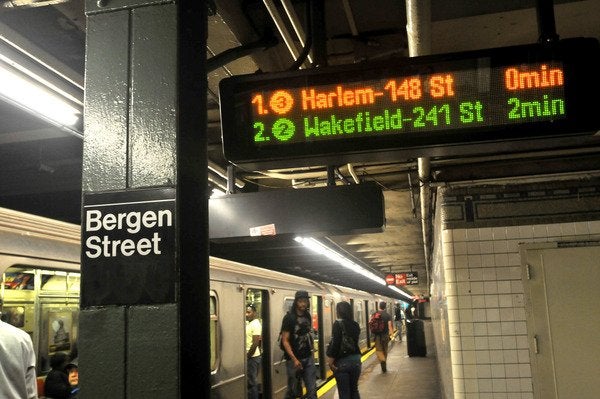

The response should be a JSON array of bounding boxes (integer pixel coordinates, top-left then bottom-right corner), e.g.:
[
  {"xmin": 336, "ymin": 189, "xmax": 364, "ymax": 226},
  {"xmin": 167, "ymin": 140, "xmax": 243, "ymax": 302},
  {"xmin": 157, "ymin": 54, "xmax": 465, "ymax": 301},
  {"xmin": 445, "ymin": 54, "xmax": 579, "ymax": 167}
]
[
  {"xmin": 0, "ymin": 62, "xmax": 80, "ymax": 127},
  {"xmin": 295, "ymin": 236, "xmax": 415, "ymax": 299},
  {"xmin": 208, "ymin": 160, "xmax": 245, "ymax": 189},
  {"xmin": 387, "ymin": 285, "xmax": 413, "ymax": 300},
  {"xmin": 295, "ymin": 236, "xmax": 386, "ymax": 286}
]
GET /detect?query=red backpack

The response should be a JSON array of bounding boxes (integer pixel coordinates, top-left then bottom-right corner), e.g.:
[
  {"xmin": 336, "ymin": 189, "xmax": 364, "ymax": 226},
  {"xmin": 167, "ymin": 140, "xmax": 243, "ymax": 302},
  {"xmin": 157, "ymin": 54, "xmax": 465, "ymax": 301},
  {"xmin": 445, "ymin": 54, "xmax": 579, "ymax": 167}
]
[{"xmin": 369, "ymin": 311, "xmax": 386, "ymax": 334}]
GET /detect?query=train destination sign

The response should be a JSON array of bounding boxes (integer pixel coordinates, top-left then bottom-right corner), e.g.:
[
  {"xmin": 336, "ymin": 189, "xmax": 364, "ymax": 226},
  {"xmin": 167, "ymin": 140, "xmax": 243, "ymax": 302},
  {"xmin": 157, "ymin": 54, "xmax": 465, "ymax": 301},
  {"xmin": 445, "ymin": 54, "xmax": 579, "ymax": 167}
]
[{"xmin": 219, "ymin": 38, "xmax": 599, "ymax": 168}]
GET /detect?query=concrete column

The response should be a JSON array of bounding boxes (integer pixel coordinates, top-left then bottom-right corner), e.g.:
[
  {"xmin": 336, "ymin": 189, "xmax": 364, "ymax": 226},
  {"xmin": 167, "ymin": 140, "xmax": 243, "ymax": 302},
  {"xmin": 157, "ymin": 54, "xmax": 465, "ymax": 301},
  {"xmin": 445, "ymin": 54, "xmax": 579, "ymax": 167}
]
[{"xmin": 80, "ymin": 1, "xmax": 208, "ymax": 398}]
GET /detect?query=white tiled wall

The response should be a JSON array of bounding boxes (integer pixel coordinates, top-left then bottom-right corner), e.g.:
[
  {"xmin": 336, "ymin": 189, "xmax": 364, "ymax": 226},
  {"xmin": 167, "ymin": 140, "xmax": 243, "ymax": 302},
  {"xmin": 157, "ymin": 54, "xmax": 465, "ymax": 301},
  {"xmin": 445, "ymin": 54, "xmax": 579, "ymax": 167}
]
[{"xmin": 441, "ymin": 220, "xmax": 600, "ymax": 399}]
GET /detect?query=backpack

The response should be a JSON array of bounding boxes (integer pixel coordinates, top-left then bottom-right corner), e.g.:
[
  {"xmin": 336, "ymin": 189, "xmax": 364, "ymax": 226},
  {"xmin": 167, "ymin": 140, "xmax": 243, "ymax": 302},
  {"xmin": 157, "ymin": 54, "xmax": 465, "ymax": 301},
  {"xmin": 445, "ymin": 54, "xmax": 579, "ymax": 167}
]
[
  {"xmin": 278, "ymin": 311, "xmax": 295, "ymax": 352},
  {"xmin": 338, "ymin": 321, "xmax": 356, "ymax": 356},
  {"xmin": 369, "ymin": 311, "xmax": 386, "ymax": 334}
]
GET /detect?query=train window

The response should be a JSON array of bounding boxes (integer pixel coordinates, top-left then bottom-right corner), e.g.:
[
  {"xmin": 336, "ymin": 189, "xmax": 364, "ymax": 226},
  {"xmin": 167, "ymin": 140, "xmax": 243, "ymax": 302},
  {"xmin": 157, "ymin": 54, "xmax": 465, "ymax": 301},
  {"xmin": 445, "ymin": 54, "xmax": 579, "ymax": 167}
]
[
  {"xmin": 355, "ymin": 301, "xmax": 365, "ymax": 329},
  {"xmin": 41, "ymin": 272, "xmax": 80, "ymax": 294},
  {"xmin": 323, "ymin": 298, "xmax": 333, "ymax": 326},
  {"xmin": 3, "ymin": 270, "xmax": 35, "ymax": 290},
  {"xmin": 246, "ymin": 289, "xmax": 263, "ymax": 323},
  {"xmin": 246, "ymin": 289, "xmax": 264, "ymax": 355},
  {"xmin": 210, "ymin": 293, "xmax": 218, "ymax": 372},
  {"xmin": 246, "ymin": 289, "xmax": 263, "ymax": 316},
  {"xmin": 283, "ymin": 297, "xmax": 294, "ymax": 313},
  {"xmin": 310, "ymin": 296, "xmax": 319, "ymax": 332}
]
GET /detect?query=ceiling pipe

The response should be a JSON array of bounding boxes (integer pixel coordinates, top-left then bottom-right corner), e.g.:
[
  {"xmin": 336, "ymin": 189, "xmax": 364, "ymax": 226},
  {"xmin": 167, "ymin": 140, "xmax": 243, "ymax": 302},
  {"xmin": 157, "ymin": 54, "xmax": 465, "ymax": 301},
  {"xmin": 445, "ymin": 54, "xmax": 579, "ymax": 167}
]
[
  {"xmin": 206, "ymin": 33, "xmax": 278, "ymax": 73},
  {"xmin": 208, "ymin": 160, "xmax": 245, "ymax": 188},
  {"xmin": 347, "ymin": 163, "xmax": 360, "ymax": 184},
  {"xmin": 432, "ymin": 170, "xmax": 600, "ymax": 188},
  {"xmin": 247, "ymin": 162, "xmax": 417, "ymax": 181},
  {"xmin": 341, "ymin": 0, "xmax": 359, "ymax": 37},
  {"xmin": 406, "ymin": 0, "xmax": 432, "ymax": 296},
  {"xmin": 263, "ymin": 0, "xmax": 303, "ymax": 62},
  {"xmin": 207, "ymin": 173, "xmax": 228, "ymax": 193},
  {"xmin": 268, "ymin": 0, "xmax": 365, "ymax": 180},
  {"xmin": 287, "ymin": 1, "xmax": 313, "ymax": 71},
  {"xmin": 281, "ymin": 0, "xmax": 313, "ymax": 64}
]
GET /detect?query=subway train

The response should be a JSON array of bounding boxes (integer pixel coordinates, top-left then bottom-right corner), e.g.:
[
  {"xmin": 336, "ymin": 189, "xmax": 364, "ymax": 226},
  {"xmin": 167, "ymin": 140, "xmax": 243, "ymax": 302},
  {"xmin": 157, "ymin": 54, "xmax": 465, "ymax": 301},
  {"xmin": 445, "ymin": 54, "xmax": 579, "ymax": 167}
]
[{"xmin": 0, "ymin": 206, "xmax": 397, "ymax": 398}]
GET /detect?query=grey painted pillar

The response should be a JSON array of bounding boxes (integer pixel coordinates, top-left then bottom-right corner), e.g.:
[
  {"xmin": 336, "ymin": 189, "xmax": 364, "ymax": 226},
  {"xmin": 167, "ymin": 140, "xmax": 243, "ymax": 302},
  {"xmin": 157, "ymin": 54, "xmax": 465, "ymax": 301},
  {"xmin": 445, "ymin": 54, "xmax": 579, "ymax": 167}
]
[{"xmin": 80, "ymin": 1, "xmax": 208, "ymax": 398}]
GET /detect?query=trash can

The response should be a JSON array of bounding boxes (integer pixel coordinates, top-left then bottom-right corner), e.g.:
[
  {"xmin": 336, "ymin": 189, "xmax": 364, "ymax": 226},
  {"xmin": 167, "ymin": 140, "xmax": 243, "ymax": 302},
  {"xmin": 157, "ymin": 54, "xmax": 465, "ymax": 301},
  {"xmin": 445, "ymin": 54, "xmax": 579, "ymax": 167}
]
[{"xmin": 406, "ymin": 319, "xmax": 426, "ymax": 357}]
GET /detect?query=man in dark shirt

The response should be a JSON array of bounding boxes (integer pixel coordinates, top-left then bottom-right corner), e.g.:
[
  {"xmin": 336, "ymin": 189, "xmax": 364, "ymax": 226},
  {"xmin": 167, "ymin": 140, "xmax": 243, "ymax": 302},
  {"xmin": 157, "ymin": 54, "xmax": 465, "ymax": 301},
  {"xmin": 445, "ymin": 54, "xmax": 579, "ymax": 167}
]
[
  {"xmin": 374, "ymin": 302, "xmax": 394, "ymax": 373},
  {"xmin": 280, "ymin": 290, "xmax": 316, "ymax": 399}
]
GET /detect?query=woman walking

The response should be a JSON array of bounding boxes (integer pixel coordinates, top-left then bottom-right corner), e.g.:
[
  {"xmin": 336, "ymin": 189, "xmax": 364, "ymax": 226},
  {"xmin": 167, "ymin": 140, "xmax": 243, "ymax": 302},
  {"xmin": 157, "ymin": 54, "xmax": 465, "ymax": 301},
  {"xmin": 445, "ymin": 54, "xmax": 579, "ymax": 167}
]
[{"xmin": 326, "ymin": 301, "xmax": 361, "ymax": 399}]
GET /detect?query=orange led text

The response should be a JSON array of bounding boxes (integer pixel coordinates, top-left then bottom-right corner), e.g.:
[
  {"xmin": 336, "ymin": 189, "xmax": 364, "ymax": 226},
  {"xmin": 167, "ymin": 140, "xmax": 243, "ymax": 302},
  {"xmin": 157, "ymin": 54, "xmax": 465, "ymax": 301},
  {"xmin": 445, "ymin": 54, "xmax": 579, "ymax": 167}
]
[
  {"xmin": 504, "ymin": 64, "xmax": 564, "ymax": 90},
  {"xmin": 429, "ymin": 74, "xmax": 455, "ymax": 98},
  {"xmin": 301, "ymin": 85, "xmax": 381, "ymax": 111}
]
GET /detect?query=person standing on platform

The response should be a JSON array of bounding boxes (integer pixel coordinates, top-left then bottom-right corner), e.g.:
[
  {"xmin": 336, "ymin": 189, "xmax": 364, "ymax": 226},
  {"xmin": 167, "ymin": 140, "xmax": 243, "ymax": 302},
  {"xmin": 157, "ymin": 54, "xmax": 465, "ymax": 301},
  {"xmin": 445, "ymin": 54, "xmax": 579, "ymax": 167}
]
[
  {"xmin": 0, "ymin": 298, "xmax": 38, "ymax": 399},
  {"xmin": 394, "ymin": 304, "xmax": 403, "ymax": 342},
  {"xmin": 370, "ymin": 302, "xmax": 393, "ymax": 373},
  {"xmin": 246, "ymin": 304, "xmax": 262, "ymax": 399},
  {"xmin": 326, "ymin": 301, "xmax": 361, "ymax": 399},
  {"xmin": 280, "ymin": 290, "xmax": 317, "ymax": 399}
]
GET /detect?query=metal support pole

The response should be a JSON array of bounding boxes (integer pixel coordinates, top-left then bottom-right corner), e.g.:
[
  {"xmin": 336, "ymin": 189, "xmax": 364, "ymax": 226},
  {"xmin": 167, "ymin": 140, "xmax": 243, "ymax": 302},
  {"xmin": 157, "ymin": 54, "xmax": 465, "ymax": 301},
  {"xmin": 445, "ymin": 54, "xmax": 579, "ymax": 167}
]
[
  {"xmin": 327, "ymin": 165, "xmax": 335, "ymax": 186},
  {"xmin": 226, "ymin": 165, "xmax": 236, "ymax": 194},
  {"xmin": 310, "ymin": 0, "xmax": 327, "ymax": 66},
  {"xmin": 535, "ymin": 0, "xmax": 559, "ymax": 44},
  {"xmin": 406, "ymin": 0, "xmax": 432, "ymax": 293}
]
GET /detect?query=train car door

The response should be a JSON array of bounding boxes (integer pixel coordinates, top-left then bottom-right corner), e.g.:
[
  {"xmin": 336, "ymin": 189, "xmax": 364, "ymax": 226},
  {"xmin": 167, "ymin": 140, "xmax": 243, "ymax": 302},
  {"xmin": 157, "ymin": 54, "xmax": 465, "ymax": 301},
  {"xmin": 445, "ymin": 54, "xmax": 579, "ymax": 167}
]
[
  {"xmin": 366, "ymin": 300, "xmax": 375, "ymax": 346},
  {"xmin": 246, "ymin": 288, "xmax": 271, "ymax": 398},
  {"xmin": 521, "ymin": 243, "xmax": 600, "ymax": 399},
  {"xmin": 310, "ymin": 295, "xmax": 325, "ymax": 383}
]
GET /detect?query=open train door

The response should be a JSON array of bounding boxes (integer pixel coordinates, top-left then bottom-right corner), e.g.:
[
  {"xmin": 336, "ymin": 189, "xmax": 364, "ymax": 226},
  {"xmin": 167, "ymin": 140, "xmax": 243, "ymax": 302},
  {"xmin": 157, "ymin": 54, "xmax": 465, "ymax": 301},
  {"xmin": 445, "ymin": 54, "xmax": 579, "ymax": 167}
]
[{"xmin": 246, "ymin": 288, "xmax": 271, "ymax": 398}]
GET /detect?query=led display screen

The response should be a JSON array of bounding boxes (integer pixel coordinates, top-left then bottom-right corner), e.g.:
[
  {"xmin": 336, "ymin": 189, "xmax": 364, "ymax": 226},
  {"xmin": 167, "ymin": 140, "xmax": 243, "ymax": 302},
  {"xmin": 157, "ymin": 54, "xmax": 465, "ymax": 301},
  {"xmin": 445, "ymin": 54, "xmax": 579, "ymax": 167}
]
[{"xmin": 219, "ymin": 38, "xmax": 599, "ymax": 167}]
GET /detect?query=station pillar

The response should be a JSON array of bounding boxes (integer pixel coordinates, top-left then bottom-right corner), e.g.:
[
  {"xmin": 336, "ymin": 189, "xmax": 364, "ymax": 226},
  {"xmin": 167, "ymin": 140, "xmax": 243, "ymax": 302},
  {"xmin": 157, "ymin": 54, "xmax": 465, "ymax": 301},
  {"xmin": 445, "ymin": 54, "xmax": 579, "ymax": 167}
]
[{"xmin": 79, "ymin": 1, "xmax": 208, "ymax": 398}]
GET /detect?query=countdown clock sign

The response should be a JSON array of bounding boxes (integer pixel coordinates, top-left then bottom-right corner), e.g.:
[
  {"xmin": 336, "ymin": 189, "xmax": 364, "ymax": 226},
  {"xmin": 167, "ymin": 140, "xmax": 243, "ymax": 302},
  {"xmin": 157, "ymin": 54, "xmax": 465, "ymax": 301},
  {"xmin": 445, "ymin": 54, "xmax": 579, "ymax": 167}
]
[{"xmin": 219, "ymin": 38, "xmax": 599, "ymax": 169}]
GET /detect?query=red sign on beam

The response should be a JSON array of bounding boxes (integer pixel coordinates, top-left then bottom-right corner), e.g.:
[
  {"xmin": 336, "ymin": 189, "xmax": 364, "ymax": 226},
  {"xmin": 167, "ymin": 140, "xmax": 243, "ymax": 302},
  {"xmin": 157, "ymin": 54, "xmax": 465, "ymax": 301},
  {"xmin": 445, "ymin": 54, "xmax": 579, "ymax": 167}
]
[
  {"xmin": 385, "ymin": 274, "xmax": 395, "ymax": 285},
  {"xmin": 385, "ymin": 272, "xmax": 419, "ymax": 286}
]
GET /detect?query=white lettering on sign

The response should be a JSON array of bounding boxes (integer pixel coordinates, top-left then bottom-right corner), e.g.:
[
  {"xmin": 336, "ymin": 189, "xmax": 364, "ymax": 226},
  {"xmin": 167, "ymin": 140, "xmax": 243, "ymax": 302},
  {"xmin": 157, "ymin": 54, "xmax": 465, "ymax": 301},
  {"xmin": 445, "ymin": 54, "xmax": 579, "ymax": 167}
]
[
  {"xmin": 85, "ymin": 209, "xmax": 172, "ymax": 234},
  {"xmin": 85, "ymin": 233, "xmax": 162, "ymax": 258},
  {"xmin": 84, "ymin": 209, "xmax": 172, "ymax": 258}
]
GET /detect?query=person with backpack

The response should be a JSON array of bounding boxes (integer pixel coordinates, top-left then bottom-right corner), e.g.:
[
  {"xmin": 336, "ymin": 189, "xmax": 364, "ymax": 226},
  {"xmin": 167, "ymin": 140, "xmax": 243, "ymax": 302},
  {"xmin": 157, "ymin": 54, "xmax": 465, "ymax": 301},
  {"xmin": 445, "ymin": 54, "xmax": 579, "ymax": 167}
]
[
  {"xmin": 369, "ymin": 302, "xmax": 393, "ymax": 373},
  {"xmin": 326, "ymin": 301, "xmax": 361, "ymax": 399},
  {"xmin": 280, "ymin": 290, "xmax": 317, "ymax": 399}
]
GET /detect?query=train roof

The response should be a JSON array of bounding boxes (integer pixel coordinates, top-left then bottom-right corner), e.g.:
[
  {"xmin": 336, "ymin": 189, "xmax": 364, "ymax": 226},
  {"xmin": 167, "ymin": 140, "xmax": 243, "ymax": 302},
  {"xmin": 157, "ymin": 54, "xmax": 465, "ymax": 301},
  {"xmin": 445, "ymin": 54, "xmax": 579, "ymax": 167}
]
[{"xmin": 0, "ymin": 207, "xmax": 394, "ymax": 301}]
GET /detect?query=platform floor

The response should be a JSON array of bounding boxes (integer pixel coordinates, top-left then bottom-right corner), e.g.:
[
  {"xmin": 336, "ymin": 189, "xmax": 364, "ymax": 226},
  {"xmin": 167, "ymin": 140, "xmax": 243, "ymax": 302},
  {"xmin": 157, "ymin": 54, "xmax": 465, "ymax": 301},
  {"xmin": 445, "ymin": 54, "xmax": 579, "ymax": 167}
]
[{"xmin": 319, "ymin": 338, "xmax": 443, "ymax": 399}]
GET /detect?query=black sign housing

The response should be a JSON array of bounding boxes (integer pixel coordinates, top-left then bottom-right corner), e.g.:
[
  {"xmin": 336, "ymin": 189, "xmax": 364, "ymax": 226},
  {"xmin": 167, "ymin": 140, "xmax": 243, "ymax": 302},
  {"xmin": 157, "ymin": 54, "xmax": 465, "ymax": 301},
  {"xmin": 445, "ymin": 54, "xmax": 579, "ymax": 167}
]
[{"xmin": 220, "ymin": 38, "xmax": 600, "ymax": 169}]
